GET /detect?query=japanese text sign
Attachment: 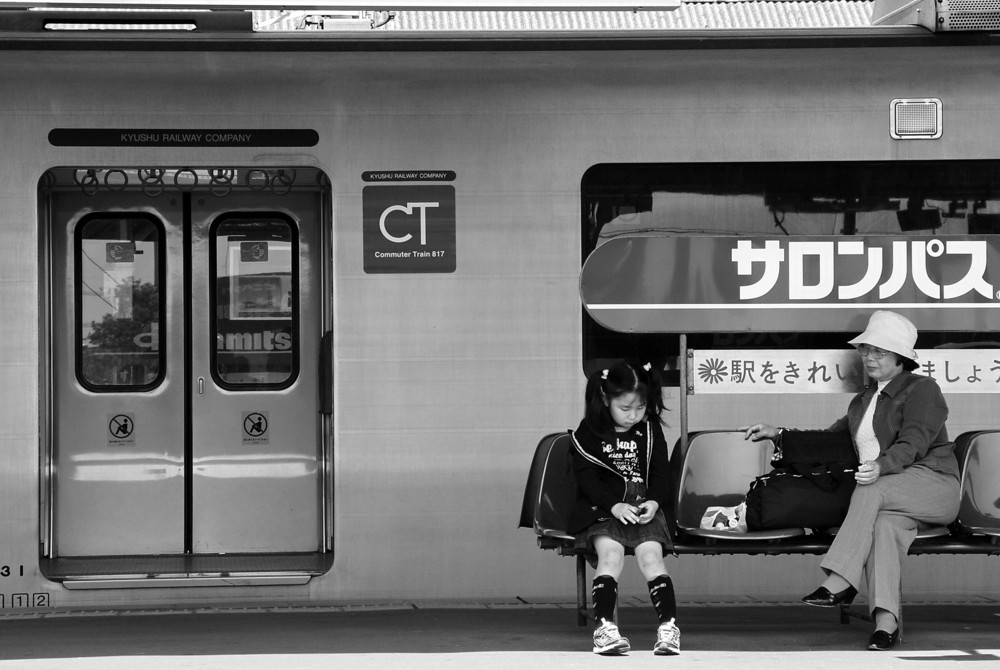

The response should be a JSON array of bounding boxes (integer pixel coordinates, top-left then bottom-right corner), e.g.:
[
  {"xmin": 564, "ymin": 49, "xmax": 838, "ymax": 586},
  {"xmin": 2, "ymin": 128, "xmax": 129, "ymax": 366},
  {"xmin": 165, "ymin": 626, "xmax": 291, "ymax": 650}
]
[
  {"xmin": 690, "ymin": 349, "xmax": 1000, "ymax": 394},
  {"xmin": 581, "ymin": 236, "xmax": 1000, "ymax": 332}
]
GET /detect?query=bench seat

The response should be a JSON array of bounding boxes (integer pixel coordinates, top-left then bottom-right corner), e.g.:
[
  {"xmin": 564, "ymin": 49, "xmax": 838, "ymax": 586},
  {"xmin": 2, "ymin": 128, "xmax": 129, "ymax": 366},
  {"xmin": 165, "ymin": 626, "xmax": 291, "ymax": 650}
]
[{"xmin": 520, "ymin": 429, "xmax": 1000, "ymax": 625}]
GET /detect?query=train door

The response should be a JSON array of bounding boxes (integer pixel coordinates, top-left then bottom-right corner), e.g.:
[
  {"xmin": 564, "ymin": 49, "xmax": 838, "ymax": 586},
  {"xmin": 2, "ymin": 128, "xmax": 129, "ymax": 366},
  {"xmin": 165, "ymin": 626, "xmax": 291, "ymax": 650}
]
[{"xmin": 41, "ymin": 167, "xmax": 331, "ymax": 567}]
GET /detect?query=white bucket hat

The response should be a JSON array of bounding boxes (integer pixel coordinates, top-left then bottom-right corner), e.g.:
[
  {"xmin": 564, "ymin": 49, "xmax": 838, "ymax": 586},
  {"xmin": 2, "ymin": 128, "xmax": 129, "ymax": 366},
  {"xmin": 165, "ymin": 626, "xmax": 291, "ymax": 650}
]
[{"xmin": 848, "ymin": 310, "xmax": 918, "ymax": 360}]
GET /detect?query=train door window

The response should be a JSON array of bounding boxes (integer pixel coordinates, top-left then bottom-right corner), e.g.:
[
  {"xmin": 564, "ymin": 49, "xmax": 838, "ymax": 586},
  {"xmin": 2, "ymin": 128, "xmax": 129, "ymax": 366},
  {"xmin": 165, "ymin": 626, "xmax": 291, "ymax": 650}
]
[
  {"xmin": 75, "ymin": 214, "xmax": 165, "ymax": 390},
  {"xmin": 211, "ymin": 215, "xmax": 299, "ymax": 389}
]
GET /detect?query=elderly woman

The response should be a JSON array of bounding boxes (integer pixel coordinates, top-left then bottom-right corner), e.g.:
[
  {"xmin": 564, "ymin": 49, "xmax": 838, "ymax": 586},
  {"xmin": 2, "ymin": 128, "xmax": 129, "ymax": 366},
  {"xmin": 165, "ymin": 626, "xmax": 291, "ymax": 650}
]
[{"xmin": 744, "ymin": 310, "xmax": 961, "ymax": 651}]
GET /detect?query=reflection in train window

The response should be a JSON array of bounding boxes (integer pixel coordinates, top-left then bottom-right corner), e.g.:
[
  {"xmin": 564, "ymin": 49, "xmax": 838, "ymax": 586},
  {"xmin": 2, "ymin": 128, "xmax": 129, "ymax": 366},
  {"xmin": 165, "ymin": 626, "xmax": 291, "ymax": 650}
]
[
  {"xmin": 581, "ymin": 161, "xmax": 1000, "ymax": 376},
  {"xmin": 584, "ymin": 162, "xmax": 1000, "ymax": 251},
  {"xmin": 75, "ymin": 214, "xmax": 165, "ymax": 390},
  {"xmin": 211, "ymin": 214, "xmax": 299, "ymax": 389}
]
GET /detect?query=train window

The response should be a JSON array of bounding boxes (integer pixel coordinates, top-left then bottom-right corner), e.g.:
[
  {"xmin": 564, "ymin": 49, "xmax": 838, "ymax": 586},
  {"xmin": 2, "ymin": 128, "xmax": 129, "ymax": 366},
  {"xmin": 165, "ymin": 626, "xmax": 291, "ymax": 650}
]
[
  {"xmin": 75, "ymin": 214, "xmax": 165, "ymax": 391},
  {"xmin": 211, "ymin": 214, "xmax": 299, "ymax": 390},
  {"xmin": 581, "ymin": 161, "xmax": 1000, "ymax": 375}
]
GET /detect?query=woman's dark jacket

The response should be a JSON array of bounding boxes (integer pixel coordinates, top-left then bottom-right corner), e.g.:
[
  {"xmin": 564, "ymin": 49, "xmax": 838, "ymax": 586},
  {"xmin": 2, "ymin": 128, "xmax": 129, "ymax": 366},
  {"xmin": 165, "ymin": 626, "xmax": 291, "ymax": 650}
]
[
  {"xmin": 567, "ymin": 418, "xmax": 671, "ymax": 534},
  {"xmin": 828, "ymin": 370, "xmax": 959, "ymax": 478}
]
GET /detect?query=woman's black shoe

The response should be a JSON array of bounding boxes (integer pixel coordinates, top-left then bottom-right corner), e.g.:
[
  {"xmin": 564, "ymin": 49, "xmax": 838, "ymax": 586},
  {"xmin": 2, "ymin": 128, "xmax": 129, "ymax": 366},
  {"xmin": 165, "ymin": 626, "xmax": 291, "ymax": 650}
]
[
  {"xmin": 867, "ymin": 629, "xmax": 899, "ymax": 651},
  {"xmin": 801, "ymin": 585, "xmax": 858, "ymax": 607}
]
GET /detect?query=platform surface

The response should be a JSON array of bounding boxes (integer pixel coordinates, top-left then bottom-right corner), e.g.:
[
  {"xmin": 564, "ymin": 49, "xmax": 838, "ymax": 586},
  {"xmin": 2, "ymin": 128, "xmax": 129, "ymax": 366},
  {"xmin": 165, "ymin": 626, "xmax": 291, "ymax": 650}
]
[{"xmin": 1, "ymin": 600, "xmax": 998, "ymax": 669}]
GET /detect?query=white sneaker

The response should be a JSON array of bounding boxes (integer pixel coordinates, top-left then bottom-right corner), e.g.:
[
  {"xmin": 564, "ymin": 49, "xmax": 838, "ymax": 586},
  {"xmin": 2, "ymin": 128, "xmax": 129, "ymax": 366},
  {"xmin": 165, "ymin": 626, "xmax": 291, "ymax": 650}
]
[
  {"xmin": 653, "ymin": 618, "xmax": 681, "ymax": 655},
  {"xmin": 593, "ymin": 619, "xmax": 630, "ymax": 655}
]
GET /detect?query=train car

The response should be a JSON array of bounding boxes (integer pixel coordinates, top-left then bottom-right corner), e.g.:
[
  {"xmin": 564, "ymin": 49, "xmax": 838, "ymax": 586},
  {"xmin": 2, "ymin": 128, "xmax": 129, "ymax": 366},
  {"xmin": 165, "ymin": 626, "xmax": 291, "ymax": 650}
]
[{"xmin": 1, "ymin": 1, "xmax": 1000, "ymax": 613}]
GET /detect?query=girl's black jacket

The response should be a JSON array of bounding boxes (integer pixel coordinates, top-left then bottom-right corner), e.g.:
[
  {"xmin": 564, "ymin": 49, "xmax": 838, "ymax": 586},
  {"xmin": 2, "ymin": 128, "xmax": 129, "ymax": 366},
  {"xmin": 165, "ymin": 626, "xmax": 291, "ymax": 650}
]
[{"xmin": 566, "ymin": 418, "xmax": 672, "ymax": 534}]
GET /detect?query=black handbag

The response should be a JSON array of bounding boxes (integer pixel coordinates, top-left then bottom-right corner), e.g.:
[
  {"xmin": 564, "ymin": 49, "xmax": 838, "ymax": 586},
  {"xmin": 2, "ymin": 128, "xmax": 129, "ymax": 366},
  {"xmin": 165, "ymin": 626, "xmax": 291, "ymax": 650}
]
[
  {"xmin": 745, "ymin": 430, "xmax": 858, "ymax": 531},
  {"xmin": 772, "ymin": 429, "xmax": 858, "ymax": 472}
]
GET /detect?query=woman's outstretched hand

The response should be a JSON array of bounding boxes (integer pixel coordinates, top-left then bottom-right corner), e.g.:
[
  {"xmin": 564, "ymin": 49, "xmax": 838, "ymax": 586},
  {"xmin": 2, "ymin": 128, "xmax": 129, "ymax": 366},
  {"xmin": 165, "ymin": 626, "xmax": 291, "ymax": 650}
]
[{"xmin": 743, "ymin": 423, "xmax": 779, "ymax": 441}]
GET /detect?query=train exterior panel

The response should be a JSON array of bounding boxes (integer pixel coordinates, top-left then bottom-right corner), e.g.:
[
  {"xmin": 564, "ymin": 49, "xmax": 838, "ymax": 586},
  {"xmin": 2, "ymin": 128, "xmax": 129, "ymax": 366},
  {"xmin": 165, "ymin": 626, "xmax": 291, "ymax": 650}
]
[{"xmin": 1, "ymin": 23, "xmax": 999, "ymax": 611}]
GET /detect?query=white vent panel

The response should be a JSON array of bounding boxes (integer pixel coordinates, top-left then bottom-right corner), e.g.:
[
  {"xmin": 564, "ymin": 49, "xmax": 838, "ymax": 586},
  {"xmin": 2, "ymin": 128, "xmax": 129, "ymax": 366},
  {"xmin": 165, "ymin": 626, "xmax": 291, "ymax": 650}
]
[{"xmin": 890, "ymin": 99, "xmax": 942, "ymax": 140}]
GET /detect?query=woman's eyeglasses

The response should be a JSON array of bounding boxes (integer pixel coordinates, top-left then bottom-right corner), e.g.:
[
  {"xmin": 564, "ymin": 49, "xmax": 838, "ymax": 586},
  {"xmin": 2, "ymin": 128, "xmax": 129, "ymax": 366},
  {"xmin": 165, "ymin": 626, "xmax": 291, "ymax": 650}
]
[{"xmin": 856, "ymin": 345, "xmax": 887, "ymax": 360}]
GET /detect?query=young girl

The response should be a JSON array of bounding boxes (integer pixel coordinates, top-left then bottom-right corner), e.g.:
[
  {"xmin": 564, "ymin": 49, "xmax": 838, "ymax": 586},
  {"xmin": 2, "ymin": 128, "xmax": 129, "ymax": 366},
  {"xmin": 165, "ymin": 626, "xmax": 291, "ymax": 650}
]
[{"xmin": 568, "ymin": 362, "xmax": 679, "ymax": 656}]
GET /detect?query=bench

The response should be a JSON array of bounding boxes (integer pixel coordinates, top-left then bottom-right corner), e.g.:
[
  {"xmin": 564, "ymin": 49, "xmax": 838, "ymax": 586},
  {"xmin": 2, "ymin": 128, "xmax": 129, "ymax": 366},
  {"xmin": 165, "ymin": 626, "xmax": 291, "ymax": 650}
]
[{"xmin": 519, "ymin": 429, "xmax": 1000, "ymax": 626}]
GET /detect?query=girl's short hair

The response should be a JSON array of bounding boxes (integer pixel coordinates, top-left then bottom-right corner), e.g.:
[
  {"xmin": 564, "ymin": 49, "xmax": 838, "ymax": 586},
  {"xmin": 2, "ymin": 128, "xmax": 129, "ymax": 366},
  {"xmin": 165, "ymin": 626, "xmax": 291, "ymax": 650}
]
[{"xmin": 583, "ymin": 361, "xmax": 666, "ymax": 437}]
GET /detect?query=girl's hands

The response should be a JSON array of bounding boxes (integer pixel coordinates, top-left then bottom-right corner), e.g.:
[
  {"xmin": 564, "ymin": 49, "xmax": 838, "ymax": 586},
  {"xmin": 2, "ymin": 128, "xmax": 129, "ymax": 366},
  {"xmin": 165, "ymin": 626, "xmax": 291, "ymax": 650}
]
[
  {"xmin": 612, "ymin": 502, "xmax": 642, "ymax": 525},
  {"xmin": 636, "ymin": 500, "xmax": 658, "ymax": 524},
  {"xmin": 612, "ymin": 500, "xmax": 659, "ymax": 525}
]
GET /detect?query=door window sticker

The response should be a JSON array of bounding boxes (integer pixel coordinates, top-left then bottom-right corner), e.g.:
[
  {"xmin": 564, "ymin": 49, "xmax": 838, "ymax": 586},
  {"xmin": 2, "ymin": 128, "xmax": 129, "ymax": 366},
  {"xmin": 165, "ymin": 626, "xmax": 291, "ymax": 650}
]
[
  {"xmin": 107, "ymin": 412, "xmax": 136, "ymax": 447},
  {"xmin": 242, "ymin": 411, "xmax": 270, "ymax": 445}
]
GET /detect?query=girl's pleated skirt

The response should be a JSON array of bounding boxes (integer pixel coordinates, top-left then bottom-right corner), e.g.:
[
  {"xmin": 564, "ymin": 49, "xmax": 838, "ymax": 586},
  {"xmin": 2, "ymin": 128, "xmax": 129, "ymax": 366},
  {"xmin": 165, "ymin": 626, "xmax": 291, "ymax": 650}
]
[{"xmin": 575, "ymin": 509, "xmax": 674, "ymax": 555}]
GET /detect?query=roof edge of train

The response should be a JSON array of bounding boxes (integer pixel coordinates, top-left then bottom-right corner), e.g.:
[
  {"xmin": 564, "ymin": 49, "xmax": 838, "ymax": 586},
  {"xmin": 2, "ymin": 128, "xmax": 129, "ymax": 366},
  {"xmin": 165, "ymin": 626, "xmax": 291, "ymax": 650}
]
[{"xmin": 2, "ymin": 24, "xmax": 999, "ymax": 51}]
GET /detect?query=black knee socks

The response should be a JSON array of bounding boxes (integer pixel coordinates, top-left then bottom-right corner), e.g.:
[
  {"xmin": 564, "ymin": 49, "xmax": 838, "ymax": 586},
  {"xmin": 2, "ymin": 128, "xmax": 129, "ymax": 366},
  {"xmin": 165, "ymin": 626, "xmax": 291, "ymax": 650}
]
[
  {"xmin": 593, "ymin": 574, "xmax": 676, "ymax": 625},
  {"xmin": 592, "ymin": 575, "xmax": 618, "ymax": 623},
  {"xmin": 648, "ymin": 574, "xmax": 677, "ymax": 624}
]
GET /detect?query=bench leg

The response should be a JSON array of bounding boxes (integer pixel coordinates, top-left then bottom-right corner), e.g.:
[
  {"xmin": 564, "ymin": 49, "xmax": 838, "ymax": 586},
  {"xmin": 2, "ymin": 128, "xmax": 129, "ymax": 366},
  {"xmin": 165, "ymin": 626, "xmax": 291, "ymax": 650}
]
[
  {"xmin": 839, "ymin": 603, "xmax": 872, "ymax": 625},
  {"xmin": 576, "ymin": 554, "xmax": 588, "ymax": 627}
]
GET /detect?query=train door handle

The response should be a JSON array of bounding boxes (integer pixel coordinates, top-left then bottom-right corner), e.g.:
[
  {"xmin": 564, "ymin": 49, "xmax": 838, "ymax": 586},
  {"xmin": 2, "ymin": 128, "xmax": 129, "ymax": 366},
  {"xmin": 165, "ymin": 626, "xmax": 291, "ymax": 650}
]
[
  {"xmin": 197, "ymin": 377, "xmax": 205, "ymax": 395},
  {"xmin": 319, "ymin": 330, "xmax": 333, "ymax": 415}
]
